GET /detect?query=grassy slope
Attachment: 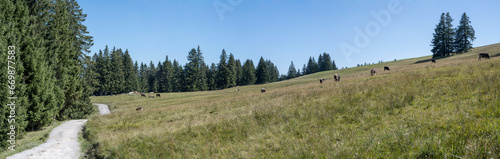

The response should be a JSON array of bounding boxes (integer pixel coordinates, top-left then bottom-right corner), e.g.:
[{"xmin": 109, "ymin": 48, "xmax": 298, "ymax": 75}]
[{"xmin": 88, "ymin": 43, "xmax": 500, "ymax": 158}]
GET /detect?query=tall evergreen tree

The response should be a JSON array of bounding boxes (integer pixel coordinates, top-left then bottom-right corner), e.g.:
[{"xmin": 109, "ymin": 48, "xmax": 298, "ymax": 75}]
[
  {"xmin": 431, "ymin": 12, "xmax": 455, "ymax": 57},
  {"xmin": 227, "ymin": 53, "xmax": 237, "ymax": 87},
  {"xmin": 184, "ymin": 48, "xmax": 200, "ymax": 91},
  {"xmin": 454, "ymin": 12, "xmax": 475, "ymax": 53},
  {"xmin": 287, "ymin": 61, "xmax": 297, "ymax": 79},
  {"xmin": 110, "ymin": 47, "xmax": 124, "ymax": 94},
  {"xmin": 122, "ymin": 49, "xmax": 137, "ymax": 92},
  {"xmin": 255, "ymin": 57, "xmax": 268, "ymax": 84},
  {"xmin": 235, "ymin": 59, "xmax": 243, "ymax": 86},
  {"xmin": 241, "ymin": 59, "xmax": 256, "ymax": 85},
  {"xmin": 216, "ymin": 49, "xmax": 231, "ymax": 89},
  {"xmin": 207, "ymin": 63, "xmax": 218, "ymax": 90}
]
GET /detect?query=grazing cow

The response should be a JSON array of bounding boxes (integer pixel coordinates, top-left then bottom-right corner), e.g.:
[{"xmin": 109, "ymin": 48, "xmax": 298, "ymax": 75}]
[
  {"xmin": 156, "ymin": 93, "xmax": 161, "ymax": 97},
  {"xmin": 148, "ymin": 95, "xmax": 155, "ymax": 98},
  {"xmin": 235, "ymin": 89, "xmax": 240, "ymax": 91},
  {"xmin": 371, "ymin": 68, "xmax": 378, "ymax": 76},
  {"xmin": 320, "ymin": 79, "xmax": 324, "ymax": 84},
  {"xmin": 128, "ymin": 92, "xmax": 134, "ymax": 95},
  {"xmin": 149, "ymin": 92, "xmax": 154, "ymax": 94},
  {"xmin": 136, "ymin": 107, "xmax": 143, "ymax": 111},
  {"xmin": 431, "ymin": 59, "xmax": 436, "ymax": 63},
  {"xmin": 478, "ymin": 53, "xmax": 490, "ymax": 60},
  {"xmin": 141, "ymin": 94, "xmax": 146, "ymax": 97},
  {"xmin": 334, "ymin": 74, "xmax": 340, "ymax": 81},
  {"xmin": 261, "ymin": 88, "xmax": 266, "ymax": 93},
  {"xmin": 384, "ymin": 66, "xmax": 390, "ymax": 71}
]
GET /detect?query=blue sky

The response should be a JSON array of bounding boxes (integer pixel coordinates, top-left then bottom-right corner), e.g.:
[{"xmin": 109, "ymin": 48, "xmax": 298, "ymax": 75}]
[{"xmin": 79, "ymin": 0, "xmax": 500, "ymax": 74}]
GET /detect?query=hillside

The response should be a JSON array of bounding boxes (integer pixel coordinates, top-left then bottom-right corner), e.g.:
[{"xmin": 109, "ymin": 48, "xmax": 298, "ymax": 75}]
[{"xmin": 87, "ymin": 43, "xmax": 500, "ymax": 158}]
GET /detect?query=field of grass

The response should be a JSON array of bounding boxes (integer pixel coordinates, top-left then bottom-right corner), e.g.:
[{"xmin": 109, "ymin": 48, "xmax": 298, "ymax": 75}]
[{"xmin": 87, "ymin": 43, "xmax": 500, "ymax": 158}]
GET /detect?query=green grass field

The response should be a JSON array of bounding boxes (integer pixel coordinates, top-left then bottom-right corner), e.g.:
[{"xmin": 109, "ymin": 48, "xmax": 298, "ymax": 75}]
[{"xmin": 87, "ymin": 43, "xmax": 500, "ymax": 158}]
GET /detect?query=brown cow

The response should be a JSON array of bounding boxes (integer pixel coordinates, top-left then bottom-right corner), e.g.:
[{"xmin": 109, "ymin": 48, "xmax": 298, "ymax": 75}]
[
  {"xmin": 156, "ymin": 93, "xmax": 161, "ymax": 97},
  {"xmin": 148, "ymin": 95, "xmax": 155, "ymax": 98},
  {"xmin": 334, "ymin": 74, "xmax": 340, "ymax": 81},
  {"xmin": 136, "ymin": 107, "xmax": 143, "ymax": 111},
  {"xmin": 371, "ymin": 68, "xmax": 378, "ymax": 76},
  {"xmin": 478, "ymin": 53, "xmax": 490, "ymax": 60}
]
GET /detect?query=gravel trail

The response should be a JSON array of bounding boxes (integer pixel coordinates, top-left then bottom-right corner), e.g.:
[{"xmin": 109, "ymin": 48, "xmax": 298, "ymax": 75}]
[
  {"xmin": 8, "ymin": 104, "xmax": 110, "ymax": 159},
  {"xmin": 93, "ymin": 103, "xmax": 111, "ymax": 115}
]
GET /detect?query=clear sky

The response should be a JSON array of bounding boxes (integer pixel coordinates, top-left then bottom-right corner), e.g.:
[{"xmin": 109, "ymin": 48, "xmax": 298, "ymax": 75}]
[{"xmin": 78, "ymin": 0, "xmax": 500, "ymax": 74}]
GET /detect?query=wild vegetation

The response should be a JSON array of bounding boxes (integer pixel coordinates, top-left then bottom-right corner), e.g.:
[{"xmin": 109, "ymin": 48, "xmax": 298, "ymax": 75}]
[{"xmin": 86, "ymin": 44, "xmax": 500, "ymax": 158}]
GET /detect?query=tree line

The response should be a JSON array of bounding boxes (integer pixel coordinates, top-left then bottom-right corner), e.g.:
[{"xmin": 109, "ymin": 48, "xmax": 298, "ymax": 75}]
[
  {"xmin": 0, "ymin": 0, "xmax": 94, "ymax": 149},
  {"xmin": 87, "ymin": 47, "xmax": 339, "ymax": 95},
  {"xmin": 87, "ymin": 46, "xmax": 280, "ymax": 94},
  {"xmin": 431, "ymin": 12, "xmax": 475, "ymax": 57}
]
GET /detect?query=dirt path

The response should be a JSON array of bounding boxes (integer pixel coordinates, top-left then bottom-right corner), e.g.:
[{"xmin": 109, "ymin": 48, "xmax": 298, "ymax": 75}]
[{"xmin": 7, "ymin": 104, "xmax": 110, "ymax": 159}]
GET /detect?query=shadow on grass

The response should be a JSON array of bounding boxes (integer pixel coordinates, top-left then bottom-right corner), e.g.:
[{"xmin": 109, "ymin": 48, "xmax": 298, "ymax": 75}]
[{"xmin": 413, "ymin": 55, "xmax": 451, "ymax": 64}]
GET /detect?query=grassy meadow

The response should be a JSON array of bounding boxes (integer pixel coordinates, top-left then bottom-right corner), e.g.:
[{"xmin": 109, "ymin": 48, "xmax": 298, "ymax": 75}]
[{"xmin": 86, "ymin": 44, "xmax": 500, "ymax": 158}]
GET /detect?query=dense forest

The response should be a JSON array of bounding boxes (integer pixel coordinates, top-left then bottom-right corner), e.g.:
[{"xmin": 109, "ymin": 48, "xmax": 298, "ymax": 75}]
[
  {"xmin": 87, "ymin": 46, "xmax": 338, "ymax": 95},
  {"xmin": 0, "ymin": 0, "xmax": 94, "ymax": 149}
]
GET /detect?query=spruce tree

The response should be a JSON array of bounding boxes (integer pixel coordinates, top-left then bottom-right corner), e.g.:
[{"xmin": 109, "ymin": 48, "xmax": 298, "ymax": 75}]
[
  {"xmin": 185, "ymin": 48, "xmax": 200, "ymax": 91},
  {"xmin": 216, "ymin": 49, "xmax": 230, "ymax": 89},
  {"xmin": 241, "ymin": 59, "xmax": 256, "ymax": 85},
  {"xmin": 255, "ymin": 57, "xmax": 268, "ymax": 84},
  {"xmin": 227, "ymin": 53, "xmax": 237, "ymax": 87},
  {"xmin": 454, "ymin": 12, "xmax": 475, "ymax": 53},
  {"xmin": 235, "ymin": 59, "xmax": 243, "ymax": 86},
  {"xmin": 287, "ymin": 61, "xmax": 297, "ymax": 79},
  {"xmin": 431, "ymin": 12, "xmax": 455, "ymax": 57}
]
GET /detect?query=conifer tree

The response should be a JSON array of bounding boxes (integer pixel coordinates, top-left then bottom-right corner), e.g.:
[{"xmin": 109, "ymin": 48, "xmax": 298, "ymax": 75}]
[
  {"xmin": 227, "ymin": 53, "xmax": 237, "ymax": 87},
  {"xmin": 241, "ymin": 59, "xmax": 256, "ymax": 85},
  {"xmin": 287, "ymin": 61, "xmax": 297, "ymax": 79},
  {"xmin": 454, "ymin": 12, "xmax": 475, "ymax": 53},
  {"xmin": 217, "ymin": 49, "xmax": 231, "ymax": 89},
  {"xmin": 431, "ymin": 12, "xmax": 455, "ymax": 57},
  {"xmin": 235, "ymin": 59, "xmax": 243, "ymax": 86},
  {"xmin": 255, "ymin": 57, "xmax": 268, "ymax": 84}
]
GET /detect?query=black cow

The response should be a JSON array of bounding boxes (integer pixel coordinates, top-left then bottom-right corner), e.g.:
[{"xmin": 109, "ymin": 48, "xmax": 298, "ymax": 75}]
[
  {"xmin": 261, "ymin": 88, "xmax": 266, "ymax": 93},
  {"xmin": 478, "ymin": 53, "xmax": 490, "ymax": 60},
  {"xmin": 141, "ymin": 94, "xmax": 146, "ymax": 97},
  {"xmin": 431, "ymin": 59, "xmax": 436, "ymax": 63},
  {"xmin": 384, "ymin": 66, "xmax": 390, "ymax": 71},
  {"xmin": 156, "ymin": 93, "xmax": 161, "ymax": 97}
]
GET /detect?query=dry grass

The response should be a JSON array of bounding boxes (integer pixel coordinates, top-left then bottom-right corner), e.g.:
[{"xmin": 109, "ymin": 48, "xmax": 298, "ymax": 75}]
[{"xmin": 86, "ymin": 44, "xmax": 500, "ymax": 158}]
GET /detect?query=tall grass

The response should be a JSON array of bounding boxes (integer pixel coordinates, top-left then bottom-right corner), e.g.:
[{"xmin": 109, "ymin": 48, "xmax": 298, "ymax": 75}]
[{"xmin": 87, "ymin": 45, "xmax": 500, "ymax": 158}]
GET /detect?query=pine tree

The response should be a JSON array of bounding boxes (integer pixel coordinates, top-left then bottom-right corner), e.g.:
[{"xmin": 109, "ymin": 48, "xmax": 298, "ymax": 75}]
[
  {"xmin": 172, "ymin": 60, "xmax": 184, "ymax": 92},
  {"xmin": 122, "ymin": 49, "xmax": 137, "ymax": 92},
  {"xmin": 255, "ymin": 57, "xmax": 268, "ymax": 84},
  {"xmin": 227, "ymin": 53, "xmax": 237, "ymax": 87},
  {"xmin": 110, "ymin": 47, "xmax": 125, "ymax": 94},
  {"xmin": 235, "ymin": 59, "xmax": 243, "ymax": 86},
  {"xmin": 207, "ymin": 63, "xmax": 218, "ymax": 90},
  {"xmin": 319, "ymin": 53, "xmax": 333, "ymax": 71},
  {"xmin": 454, "ymin": 12, "xmax": 475, "ymax": 53},
  {"xmin": 431, "ymin": 12, "xmax": 455, "ymax": 57},
  {"xmin": 217, "ymin": 49, "xmax": 231, "ymax": 89},
  {"xmin": 184, "ymin": 48, "xmax": 200, "ymax": 91},
  {"xmin": 241, "ymin": 59, "xmax": 256, "ymax": 85},
  {"xmin": 287, "ymin": 61, "xmax": 297, "ymax": 79},
  {"xmin": 148, "ymin": 61, "xmax": 157, "ymax": 92}
]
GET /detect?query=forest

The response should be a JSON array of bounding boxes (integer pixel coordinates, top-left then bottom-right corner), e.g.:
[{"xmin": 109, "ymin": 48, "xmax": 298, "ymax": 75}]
[
  {"xmin": 87, "ymin": 46, "xmax": 338, "ymax": 95},
  {"xmin": 0, "ymin": 0, "xmax": 94, "ymax": 149}
]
